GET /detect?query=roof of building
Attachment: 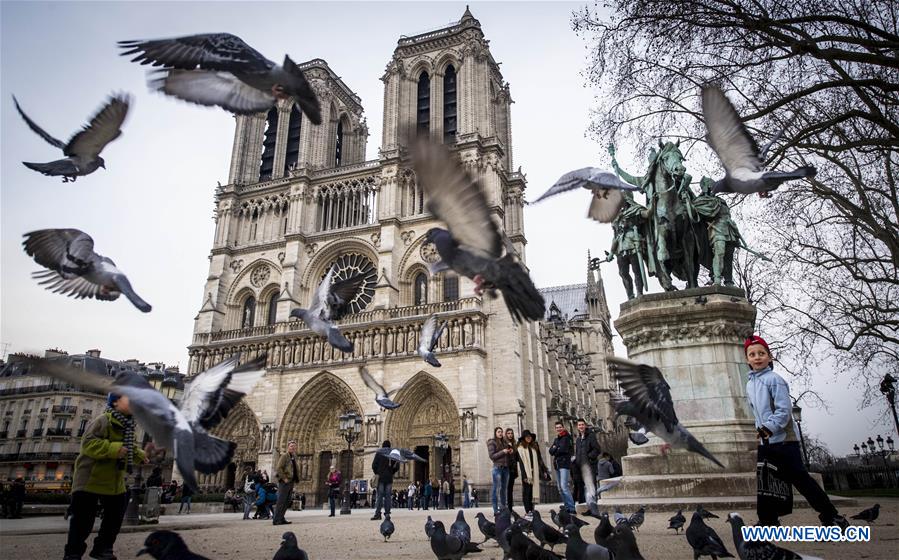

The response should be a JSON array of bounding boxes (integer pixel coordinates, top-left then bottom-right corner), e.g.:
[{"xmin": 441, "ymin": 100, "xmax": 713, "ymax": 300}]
[
  {"xmin": 0, "ymin": 351, "xmax": 185, "ymax": 391},
  {"xmin": 539, "ymin": 283, "xmax": 589, "ymax": 322}
]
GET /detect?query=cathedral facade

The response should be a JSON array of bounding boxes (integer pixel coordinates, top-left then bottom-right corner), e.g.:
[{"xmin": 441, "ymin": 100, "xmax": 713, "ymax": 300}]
[{"xmin": 187, "ymin": 9, "xmax": 616, "ymax": 503}]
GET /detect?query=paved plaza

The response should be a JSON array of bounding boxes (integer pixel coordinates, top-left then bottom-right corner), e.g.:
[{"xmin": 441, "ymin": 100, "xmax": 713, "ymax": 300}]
[{"xmin": 1, "ymin": 499, "xmax": 895, "ymax": 559}]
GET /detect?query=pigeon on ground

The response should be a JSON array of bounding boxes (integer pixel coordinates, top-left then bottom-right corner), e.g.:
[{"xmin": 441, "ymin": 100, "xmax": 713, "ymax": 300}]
[
  {"xmin": 726, "ymin": 512, "xmax": 821, "ymax": 560},
  {"xmin": 410, "ymin": 139, "xmax": 545, "ymax": 324},
  {"xmin": 668, "ymin": 510, "xmax": 686, "ymax": 533},
  {"xmin": 289, "ymin": 266, "xmax": 366, "ymax": 352},
  {"xmin": 559, "ymin": 508, "xmax": 589, "ymax": 529},
  {"xmin": 451, "ymin": 510, "xmax": 482, "ymax": 553},
  {"xmin": 22, "ymin": 228, "xmax": 151, "ymax": 312},
  {"xmin": 850, "ymin": 503, "xmax": 880, "ymax": 524},
  {"xmin": 605, "ymin": 523, "xmax": 646, "ymax": 560},
  {"xmin": 376, "ymin": 446, "xmax": 427, "ymax": 463},
  {"xmin": 380, "ymin": 513, "xmax": 395, "ymax": 542},
  {"xmin": 629, "ymin": 431, "xmax": 649, "ymax": 446},
  {"xmin": 14, "ymin": 93, "xmax": 130, "ymax": 182},
  {"xmin": 430, "ymin": 520, "xmax": 467, "ymax": 560},
  {"xmin": 137, "ymin": 530, "xmax": 210, "ymax": 560},
  {"xmin": 118, "ymin": 33, "xmax": 321, "ymax": 123},
  {"xmin": 614, "ymin": 508, "xmax": 628, "ymax": 525},
  {"xmin": 272, "ymin": 531, "xmax": 309, "ymax": 560},
  {"xmin": 701, "ymin": 85, "xmax": 815, "ymax": 197},
  {"xmin": 508, "ymin": 521, "xmax": 563, "ymax": 560},
  {"xmin": 359, "ymin": 365, "xmax": 402, "ymax": 409},
  {"xmin": 26, "ymin": 353, "xmax": 265, "ymax": 491},
  {"xmin": 426, "ymin": 515, "xmax": 436, "ymax": 539},
  {"xmin": 419, "ymin": 314, "xmax": 448, "ymax": 367},
  {"xmin": 594, "ymin": 511, "xmax": 614, "ymax": 547},
  {"xmin": 564, "ymin": 523, "xmax": 611, "ymax": 560},
  {"xmin": 531, "ymin": 167, "xmax": 641, "ymax": 223},
  {"xmin": 627, "ymin": 507, "xmax": 645, "ymax": 532},
  {"xmin": 475, "ymin": 511, "xmax": 497, "ymax": 544},
  {"xmin": 495, "ymin": 508, "xmax": 514, "ymax": 556},
  {"xmin": 698, "ymin": 506, "xmax": 720, "ymax": 519},
  {"xmin": 610, "ymin": 356, "xmax": 725, "ymax": 468},
  {"xmin": 687, "ymin": 510, "xmax": 734, "ymax": 559},
  {"xmin": 550, "ymin": 509, "xmax": 563, "ymax": 529},
  {"xmin": 531, "ymin": 510, "xmax": 567, "ymax": 551}
]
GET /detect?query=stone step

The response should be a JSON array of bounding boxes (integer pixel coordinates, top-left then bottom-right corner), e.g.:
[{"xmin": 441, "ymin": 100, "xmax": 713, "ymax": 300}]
[{"xmin": 576, "ymin": 494, "xmax": 858, "ymax": 514}]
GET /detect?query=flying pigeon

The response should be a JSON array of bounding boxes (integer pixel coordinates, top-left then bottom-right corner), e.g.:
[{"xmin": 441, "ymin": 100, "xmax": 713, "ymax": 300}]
[
  {"xmin": 289, "ymin": 266, "xmax": 366, "ymax": 353},
  {"xmin": 564, "ymin": 523, "xmax": 611, "ymax": 560},
  {"xmin": 380, "ymin": 513, "xmax": 395, "ymax": 542},
  {"xmin": 376, "ymin": 445, "xmax": 427, "ymax": 463},
  {"xmin": 726, "ymin": 513, "xmax": 821, "ymax": 560},
  {"xmin": 531, "ymin": 510, "xmax": 567, "ymax": 551},
  {"xmin": 629, "ymin": 431, "xmax": 649, "ymax": 446},
  {"xmin": 701, "ymin": 85, "xmax": 815, "ymax": 197},
  {"xmin": 668, "ymin": 510, "xmax": 686, "ymax": 533},
  {"xmin": 850, "ymin": 503, "xmax": 879, "ymax": 524},
  {"xmin": 627, "ymin": 507, "xmax": 645, "ymax": 532},
  {"xmin": 26, "ymin": 353, "xmax": 266, "ymax": 491},
  {"xmin": 14, "ymin": 93, "xmax": 130, "ymax": 182},
  {"xmin": 137, "ymin": 530, "xmax": 210, "ymax": 560},
  {"xmin": 359, "ymin": 365, "xmax": 401, "ymax": 409},
  {"xmin": 686, "ymin": 510, "xmax": 734, "ymax": 559},
  {"xmin": 610, "ymin": 356, "xmax": 725, "ymax": 468},
  {"xmin": 475, "ymin": 511, "xmax": 496, "ymax": 544},
  {"xmin": 419, "ymin": 314, "xmax": 448, "ymax": 367},
  {"xmin": 410, "ymin": 139, "xmax": 545, "ymax": 324},
  {"xmin": 430, "ymin": 520, "xmax": 467, "ymax": 560},
  {"xmin": 22, "ymin": 228, "xmax": 152, "ymax": 312},
  {"xmin": 118, "ymin": 33, "xmax": 321, "ymax": 124},
  {"xmin": 597, "ymin": 478, "xmax": 622, "ymax": 495},
  {"xmin": 272, "ymin": 531, "xmax": 309, "ymax": 560},
  {"xmin": 531, "ymin": 168, "xmax": 641, "ymax": 223}
]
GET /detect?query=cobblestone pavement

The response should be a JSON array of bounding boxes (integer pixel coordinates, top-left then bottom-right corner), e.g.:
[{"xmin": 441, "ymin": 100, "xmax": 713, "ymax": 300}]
[{"xmin": 1, "ymin": 499, "xmax": 895, "ymax": 559}]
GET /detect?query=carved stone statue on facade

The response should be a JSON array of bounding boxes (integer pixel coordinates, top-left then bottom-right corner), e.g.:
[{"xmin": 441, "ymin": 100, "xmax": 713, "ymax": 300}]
[
  {"xmin": 460, "ymin": 410, "xmax": 476, "ymax": 440},
  {"xmin": 261, "ymin": 425, "xmax": 273, "ymax": 453}
]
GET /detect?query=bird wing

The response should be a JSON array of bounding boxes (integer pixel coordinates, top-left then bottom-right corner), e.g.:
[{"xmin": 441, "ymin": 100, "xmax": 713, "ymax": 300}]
[
  {"xmin": 31, "ymin": 270, "xmax": 116, "ymax": 301},
  {"xmin": 419, "ymin": 315, "xmax": 438, "ymax": 352},
  {"xmin": 310, "ymin": 266, "xmax": 335, "ymax": 319},
  {"xmin": 359, "ymin": 365, "xmax": 387, "ymax": 397},
  {"xmin": 328, "ymin": 272, "xmax": 367, "ymax": 321},
  {"xmin": 281, "ymin": 55, "xmax": 322, "ymax": 126},
  {"xmin": 12, "ymin": 96, "xmax": 65, "ymax": 149},
  {"xmin": 702, "ymin": 85, "xmax": 763, "ymax": 174},
  {"xmin": 533, "ymin": 168, "xmax": 638, "ymax": 203},
  {"xmin": 118, "ymin": 33, "xmax": 273, "ymax": 73},
  {"xmin": 179, "ymin": 354, "xmax": 266, "ymax": 429},
  {"xmin": 150, "ymin": 69, "xmax": 275, "ymax": 115},
  {"xmin": 22, "ymin": 356, "xmax": 116, "ymax": 393},
  {"xmin": 609, "ymin": 356, "xmax": 679, "ymax": 433},
  {"xmin": 64, "ymin": 94, "xmax": 130, "ymax": 160},
  {"xmin": 586, "ymin": 188, "xmax": 626, "ymax": 223},
  {"xmin": 412, "ymin": 139, "xmax": 503, "ymax": 259},
  {"xmin": 22, "ymin": 229, "xmax": 96, "ymax": 275}
]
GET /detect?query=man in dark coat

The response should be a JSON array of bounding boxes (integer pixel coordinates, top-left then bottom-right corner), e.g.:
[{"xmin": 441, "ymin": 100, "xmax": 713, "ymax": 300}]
[
  {"xmin": 548, "ymin": 421, "xmax": 576, "ymax": 513},
  {"xmin": 574, "ymin": 418, "xmax": 602, "ymax": 516},
  {"xmin": 371, "ymin": 440, "xmax": 399, "ymax": 520}
]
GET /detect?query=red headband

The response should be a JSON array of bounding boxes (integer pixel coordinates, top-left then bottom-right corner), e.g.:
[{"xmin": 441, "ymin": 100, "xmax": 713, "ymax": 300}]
[{"xmin": 744, "ymin": 335, "xmax": 770, "ymax": 354}]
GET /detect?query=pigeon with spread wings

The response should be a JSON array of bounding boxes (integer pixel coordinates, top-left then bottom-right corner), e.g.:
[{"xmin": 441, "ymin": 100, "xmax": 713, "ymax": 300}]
[
  {"xmin": 289, "ymin": 266, "xmax": 365, "ymax": 352},
  {"xmin": 375, "ymin": 446, "xmax": 427, "ymax": 463},
  {"xmin": 359, "ymin": 365, "xmax": 402, "ymax": 410},
  {"xmin": 118, "ymin": 33, "xmax": 320, "ymax": 124},
  {"xmin": 25, "ymin": 353, "xmax": 266, "ymax": 491},
  {"xmin": 419, "ymin": 314, "xmax": 448, "ymax": 367},
  {"xmin": 14, "ymin": 93, "xmax": 130, "ymax": 182},
  {"xmin": 531, "ymin": 168, "xmax": 641, "ymax": 223},
  {"xmin": 411, "ymin": 140, "xmax": 545, "ymax": 324},
  {"xmin": 609, "ymin": 356, "xmax": 724, "ymax": 468},
  {"xmin": 23, "ymin": 228, "xmax": 151, "ymax": 312}
]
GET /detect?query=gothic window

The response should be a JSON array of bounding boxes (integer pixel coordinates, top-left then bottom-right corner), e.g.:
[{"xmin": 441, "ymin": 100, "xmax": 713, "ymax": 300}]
[
  {"xmin": 443, "ymin": 274, "xmax": 459, "ymax": 302},
  {"xmin": 417, "ymin": 72, "xmax": 430, "ymax": 137},
  {"xmin": 323, "ymin": 254, "xmax": 377, "ymax": 315},
  {"xmin": 314, "ymin": 178, "xmax": 378, "ymax": 232},
  {"xmin": 250, "ymin": 208, "xmax": 259, "ymax": 240},
  {"xmin": 414, "ymin": 272, "xmax": 428, "ymax": 306},
  {"xmin": 242, "ymin": 296, "xmax": 256, "ymax": 329},
  {"xmin": 266, "ymin": 290, "xmax": 279, "ymax": 326},
  {"xmin": 284, "ymin": 105, "xmax": 302, "ymax": 174},
  {"xmin": 259, "ymin": 107, "xmax": 278, "ymax": 181},
  {"xmin": 443, "ymin": 65, "xmax": 457, "ymax": 144},
  {"xmin": 334, "ymin": 118, "xmax": 344, "ymax": 167}
]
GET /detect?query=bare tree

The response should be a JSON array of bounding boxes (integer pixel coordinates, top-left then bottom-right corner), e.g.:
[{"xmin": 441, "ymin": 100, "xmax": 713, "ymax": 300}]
[{"xmin": 573, "ymin": 0, "xmax": 898, "ymax": 398}]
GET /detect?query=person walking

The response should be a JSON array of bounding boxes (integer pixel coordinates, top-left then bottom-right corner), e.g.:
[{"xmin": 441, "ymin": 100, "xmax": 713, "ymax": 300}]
[
  {"xmin": 273, "ymin": 440, "xmax": 299, "ymax": 525},
  {"xmin": 407, "ymin": 482, "xmax": 416, "ymax": 510},
  {"xmin": 595, "ymin": 452, "xmax": 616, "ymax": 499},
  {"xmin": 63, "ymin": 392, "xmax": 147, "ymax": 560},
  {"xmin": 516, "ymin": 429, "xmax": 547, "ymax": 514},
  {"xmin": 326, "ymin": 465, "xmax": 342, "ymax": 517},
  {"xmin": 10, "ymin": 476, "xmax": 25, "ymax": 519},
  {"xmin": 744, "ymin": 335, "xmax": 849, "ymax": 528},
  {"xmin": 241, "ymin": 468, "xmax": 256, "ymax": 520},
  {"xmin": 574, "ymin": 418, "xmax": 602, "ymax": 517},
  {"xmin": 549, "ymin": 421, "xmax": 576, "ymax": 514},
  {"xmin": 448, "ymin": 477, "xmax": 455, "ymax": 509},
  {"xmin": 371, "ymin": 440, "xmax": 400, "ymax": 520},
  {"xmin": 442, "ymin": 478, "xmax": 451, "ymax": 509},
  {"xmin": 462, "ymin": 474, "xmax": 470, "ymax": 509},
  {"xmin": 505, "ymin": 428, "xmax": 519, "ymax": 509},
  {"xmin": 423, "ymin": 479, "xmax": 433, "ymax": 510},
  {"xmin": 299, "ymin": 492, "xmax": 306, "ymax": 511},
  {"xmin": 178, "ymin": 482, "xmax": 194, "ymax": 514},
  {"xmin": 487, "ymin": 426, "xmax": 512, "ymax": 514}
]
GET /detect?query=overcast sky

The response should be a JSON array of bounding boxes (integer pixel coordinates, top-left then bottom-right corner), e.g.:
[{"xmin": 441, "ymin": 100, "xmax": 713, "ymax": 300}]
[{"xmin": 0, "ymin": 1, "xmax": 889, "ymax": 455}]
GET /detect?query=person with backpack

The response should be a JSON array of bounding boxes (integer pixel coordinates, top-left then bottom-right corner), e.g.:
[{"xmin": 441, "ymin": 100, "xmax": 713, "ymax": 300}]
[{"xmin": 595, "ymin": 452, "xmax": 617, "ymax": 499}]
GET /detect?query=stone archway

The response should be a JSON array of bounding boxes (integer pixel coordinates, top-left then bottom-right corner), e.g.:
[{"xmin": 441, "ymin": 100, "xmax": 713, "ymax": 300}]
[
  {"xmin": 198, "ymin": 402, "xmax": 260, "ymax": 491},
  {"xmin": 279, "ymin": 371, "xmax": 364, "ymax": 505},
  {"xmin": 385, "ymin": 372, "xmax": 458, "ymax": 486}
]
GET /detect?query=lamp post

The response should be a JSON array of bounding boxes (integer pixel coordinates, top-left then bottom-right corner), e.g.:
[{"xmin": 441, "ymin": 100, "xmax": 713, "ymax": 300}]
[
  {"xmin": 435, "ymin": 431, "xmax": 449, "ymax": 483},
  {"xmin": 337, "ymin": 411, "xmax": 362, "ymax": 515},
  {"xmin": 880, "ymin": 374, "xmax": 899, "ymax": 437},
  {"xmin": 792, "ymin": 400, "xmax": 810, "ymax": 469}
]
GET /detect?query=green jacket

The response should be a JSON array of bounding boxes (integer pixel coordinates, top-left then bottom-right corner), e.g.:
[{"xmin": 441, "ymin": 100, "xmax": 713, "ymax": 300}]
[{"xmin": 72, "ymin": 411, "xmax": 145, "ymax": 495}]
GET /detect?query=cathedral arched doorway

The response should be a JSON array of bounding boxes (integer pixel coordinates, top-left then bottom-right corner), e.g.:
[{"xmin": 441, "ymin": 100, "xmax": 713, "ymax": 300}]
[
  {"xmin": 385, "ymin": 372, "xmax": 458, "ymax": 488},
  {"xmin": 279, "ymin": 371, "xmax": 364, "ymax": 506},
  {"xmin": 198, "ymin": 402, "xmax": 260, "ymax": 491}
]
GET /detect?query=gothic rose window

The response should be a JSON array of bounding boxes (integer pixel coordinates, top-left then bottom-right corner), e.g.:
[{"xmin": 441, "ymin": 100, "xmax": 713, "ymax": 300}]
[{"xmin": 324, "ymin": 253, "xmax": 377, "ymax": 315}]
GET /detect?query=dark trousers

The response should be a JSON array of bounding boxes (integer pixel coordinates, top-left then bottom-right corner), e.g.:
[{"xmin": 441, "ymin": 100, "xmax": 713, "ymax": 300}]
[
  {"xmin": 329, "ymin": 490, "xmax": 338, "ymax": 515},
  {"xmin": 65, "ymin": 491, "xmax": 129, "ymax": 557},
  {"xmin": 507, "ymin": 476, "xmax": 516, "ymax": 508},
  {"xmin": 274, "ymin": 482, "xmax": 293, "ymax": 523},
  {"xmin": 444, "ymin": 493, "xmax": 452, "ymax": 509},
  {"xmin": 521, "ymin": 482, "xmax": 534, "ymax": 513},
  {"xmin": 375, "ymin": 481, "xmax": 392, "ymax": 515},
  {"xmin": 757, "ymin": 441, "xmax": 838, "ymax": 524}
]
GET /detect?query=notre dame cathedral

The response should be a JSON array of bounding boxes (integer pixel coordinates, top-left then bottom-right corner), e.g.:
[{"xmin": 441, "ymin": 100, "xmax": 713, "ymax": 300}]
[{"xmin": 186, "ymin": 8, "xmax": 618, "ymax": 504}]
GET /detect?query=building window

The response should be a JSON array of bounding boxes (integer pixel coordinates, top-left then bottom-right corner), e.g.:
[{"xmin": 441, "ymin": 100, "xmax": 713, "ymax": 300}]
[
  {"xmin": 334, "ymin": 118, "xmax": 344, "ymax": 167},
  {"xmin": 267, "ymin": 291, "xmax": 279, "ymax": 326},
  {"xmin": 443, "ymin": 275, "xmax": 459, "ymax": 302},
  {"xmin": 443, "ymin": 65, "xmax": 457, "ymax": 144},
  {"xmin": 55, "ymin": 417, "xmax": 67, "ymax": 431},
  {"xmin": 414, "ymin": 272, "xmax": 428, "ymax": 306},
  {"xmin": 78, "ymin": 418, "xmax": 87, "ymax": 436},
  {"xmin": 417, "ymin": 72, "xmax": 430, "ymax": 137},
  {"xmin": 259, "ymin": 107, "xmax": 278, "ymax": 181},
  {"xmin": 242, "ymin": 296, "xmax": 256, "ymax": 329},
  {"xmin": 284, "ymin": 105, "xmax": 302, "ymax": 174},
  {"xmin": 314, "ymin": 177, "xmax": 378, "ymax": 232}
]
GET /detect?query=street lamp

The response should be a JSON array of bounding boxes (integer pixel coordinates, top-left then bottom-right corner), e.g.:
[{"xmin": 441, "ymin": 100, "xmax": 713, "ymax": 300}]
[
  {"xmin": 876, "ymin": 434, "xmax": 884, "ymax": 452},
  {"xmin": 887, "ymin": 436, "xmax": 895, "ymax": 452},
  {"xmin": 792, "ymin": 401, "xmax": 810, "ymax": 469},
  {"xmin": 337, "ymin": 411, "xmax": 362, "ymax": 515},
  {"xmin": 853, "ymin": 444, "xmax": 860, "ymax": 457},
  {"xmin": 880, "ymin": 374, "xmax": 899, "ymax": 437}
]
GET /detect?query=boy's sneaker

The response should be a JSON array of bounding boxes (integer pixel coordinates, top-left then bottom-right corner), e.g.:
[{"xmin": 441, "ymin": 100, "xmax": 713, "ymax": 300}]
[{"xmin": 832, "ymin": 515, "xmax": 849, "ymax": 531}]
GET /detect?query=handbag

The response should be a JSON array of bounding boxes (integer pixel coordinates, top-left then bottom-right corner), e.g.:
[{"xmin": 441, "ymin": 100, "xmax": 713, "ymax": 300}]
[{"xmin": 757, "ymin": 457, "xmax": 793, "ymax": 517}]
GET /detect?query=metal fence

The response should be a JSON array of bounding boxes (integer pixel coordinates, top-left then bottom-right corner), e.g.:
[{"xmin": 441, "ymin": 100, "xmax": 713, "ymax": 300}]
[{"xmin": 819, "ymin": 463, "xmax": 898, "ymax": 491}]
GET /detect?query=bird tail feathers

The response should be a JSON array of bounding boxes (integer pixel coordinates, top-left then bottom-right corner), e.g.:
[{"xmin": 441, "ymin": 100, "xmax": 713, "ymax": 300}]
[
  {"xmin": 328, "ymin": 327, "xmax": 354, "ymax": 353},
  {"xmin": 192, "ymin": 430, "xmax": 236, "ymax": 474}
]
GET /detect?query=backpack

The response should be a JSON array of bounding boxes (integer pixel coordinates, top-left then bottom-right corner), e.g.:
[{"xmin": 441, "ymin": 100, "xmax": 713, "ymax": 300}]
[{"xmin": 611, "ymin": 459, "xmax": 623, "ymax": 478}]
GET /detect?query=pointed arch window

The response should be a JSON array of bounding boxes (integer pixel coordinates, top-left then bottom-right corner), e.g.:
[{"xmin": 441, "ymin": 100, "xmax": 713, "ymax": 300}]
[
  {"xmin": 259, "ymin": 107, "xmax": 278, "ymax": 181},
  {"xmin": 443, "ymin": 65, "xmax": 457, "ymax": 144},
  {"xmin": 442, "ymin": 274, "xmax": 459, "ymax": 302},
  {"xmin": 414, "ymin": 272, "xmax": 428, "ymax": 306},
  {"xmin": 417, "ymin": 72, "xmax": 430, "ymax": 137},
  {"xmin": 267, "ymin": 291, "xmax": 279, "ymax": 326},
  {"xmin": 334, "ymin": 118, "xmax": 344, "ymax": 167},
  {"xmin": 242, "ymin": 296, "xmax": 256, "ymax": 329},
  {"xmin": 284, "ymin": 105, "xmax": 302, "ymax": 174}
]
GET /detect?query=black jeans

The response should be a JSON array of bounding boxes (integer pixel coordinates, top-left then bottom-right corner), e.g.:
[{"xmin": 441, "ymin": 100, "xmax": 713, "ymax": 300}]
[
  {"xmin": 65, "ymin": 491, "xmax": 129, "ymax": 557},
  {"xmin": 757, "ymin": 441, "xmax": 838, "ymax": 524},
  {"xmin": 273, "ymin": 482, "xmax": 293, "ymax": 523},
  {"xmin": 521, "ymin": 481, "xmax": 534, "ymax": 513},
  {"xmin": 507, "ymin": 475, "xmax": 516, "ymax": 509}
]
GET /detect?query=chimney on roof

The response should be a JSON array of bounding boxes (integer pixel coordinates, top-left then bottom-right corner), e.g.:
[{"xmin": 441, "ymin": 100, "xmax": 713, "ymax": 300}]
[
  {"xmin": 44, "ymin": 348, "xmax": 69, "ymax": 359},
  {"xmin": 86, "ymin": 349, "xmax": 101, "ymax": 358}
]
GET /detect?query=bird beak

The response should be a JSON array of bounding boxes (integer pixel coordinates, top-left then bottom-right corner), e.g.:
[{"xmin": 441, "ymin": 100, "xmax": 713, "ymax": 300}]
[
  {"xmin": 100, "ymin": 162, "xmax": 107, "ymax": 169},
  {"xmin": 136, "ymin": 548, "xmax": 148, "ymax": 556}
]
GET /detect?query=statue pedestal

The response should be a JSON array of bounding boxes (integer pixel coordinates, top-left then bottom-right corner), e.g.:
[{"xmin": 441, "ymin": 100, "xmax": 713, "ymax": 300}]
[{"xmin": 603, "ymin": 286, "xmax": 759, "ymax": 500}]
